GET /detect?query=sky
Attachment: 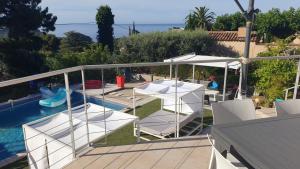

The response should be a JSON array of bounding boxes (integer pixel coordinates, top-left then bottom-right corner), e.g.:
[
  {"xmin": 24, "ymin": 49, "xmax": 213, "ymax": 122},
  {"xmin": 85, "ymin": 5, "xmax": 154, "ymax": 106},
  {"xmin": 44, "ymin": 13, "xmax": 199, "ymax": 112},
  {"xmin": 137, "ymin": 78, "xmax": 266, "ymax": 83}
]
[{"xmin": 41, "ymin": 0, "xmax": 300, "ymax": 24}]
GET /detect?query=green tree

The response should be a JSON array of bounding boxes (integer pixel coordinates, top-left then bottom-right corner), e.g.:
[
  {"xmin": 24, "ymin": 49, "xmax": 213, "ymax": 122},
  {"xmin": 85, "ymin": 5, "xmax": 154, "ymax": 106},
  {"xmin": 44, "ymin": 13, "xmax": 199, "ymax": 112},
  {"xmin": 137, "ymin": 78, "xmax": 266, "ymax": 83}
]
[
  {"xmin": 213, "ymin": 12, "xmax": 245, "ymax": 31},
  {"xmin": 0, "ymin": 0, "xmax": 57, "ymax": 39},
  {"xmin": 185, "ymin": 6, "xmax": 215, "ymax": 30},
  {"xmin": 0, "ymin": 38, "xmax": 47, "ymax": 77},
  {"xmin": 60, "ymin": 31, "xmax": 93, "ymax": 53},
  {"xmin": 46, "ymin": 44, "xmax": 111, "ymax": 70},
  {"xmin": 96, "ymin": 5, "xmax": 114, "ymax": 51},
  {"xmin": 0, "ymin": 0, "xmax": 57, "ymax": 77},
  {"xmin": 252, "ymin": 41, "xmax": 298, "ymax": 106},
  {"xmin": 185, "ymin": 13, "xmax": 197, "ymax": 30},
  {"xmin": 41, "ymin": 34, "xmax": 60, "ymax": 53},
  {"xmin": 256, "ymin": 8, "xmax": 300, "ymax": 42}
]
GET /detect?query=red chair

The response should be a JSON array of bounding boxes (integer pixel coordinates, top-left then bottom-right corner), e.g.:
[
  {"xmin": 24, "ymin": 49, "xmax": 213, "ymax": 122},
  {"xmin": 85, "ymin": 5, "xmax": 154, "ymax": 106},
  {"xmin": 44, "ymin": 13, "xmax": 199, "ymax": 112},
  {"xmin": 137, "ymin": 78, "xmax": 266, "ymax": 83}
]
[{"xmin": 84, "ymin": 80, "xmax": 102, "ymax": 89}]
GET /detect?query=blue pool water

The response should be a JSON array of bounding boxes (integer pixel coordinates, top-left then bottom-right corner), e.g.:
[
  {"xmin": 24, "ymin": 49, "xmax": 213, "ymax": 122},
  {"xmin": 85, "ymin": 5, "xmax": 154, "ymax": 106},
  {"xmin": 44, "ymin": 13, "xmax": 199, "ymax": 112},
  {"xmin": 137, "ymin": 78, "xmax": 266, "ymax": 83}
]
[{"xmin": 0, "ymin": 92, "xmax": 125, "ymax": 160}]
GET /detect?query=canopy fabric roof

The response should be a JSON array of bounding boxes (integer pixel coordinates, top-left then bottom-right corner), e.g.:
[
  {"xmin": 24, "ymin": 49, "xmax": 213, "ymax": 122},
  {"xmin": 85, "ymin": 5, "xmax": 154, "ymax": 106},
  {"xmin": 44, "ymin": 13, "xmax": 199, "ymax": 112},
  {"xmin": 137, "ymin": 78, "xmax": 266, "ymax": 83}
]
[
  {"xmin": 134, "ymin": 80, "xmax": 203, "ymax": 100},
  {"xmin": 134, "ymin": 80, "xmax": 205, "ymax": 115},
  {"xmin": 164, "ymin": 54, "xmax": 241, "ymax": 70}
]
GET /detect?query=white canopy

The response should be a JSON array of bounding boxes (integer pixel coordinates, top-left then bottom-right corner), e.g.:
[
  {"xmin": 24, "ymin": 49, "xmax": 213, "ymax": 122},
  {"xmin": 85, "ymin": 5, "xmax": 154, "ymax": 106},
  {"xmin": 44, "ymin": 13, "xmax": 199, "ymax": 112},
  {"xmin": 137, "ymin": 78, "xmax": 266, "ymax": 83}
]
[
  {"xmin": 164, "ymin": 53, "xmax": 241, "ymax": 70},
  {"xmin": 164, "ymin": 53, "xmax": 241, "ymax": 101},
  {"xmin": 134, "ymin": 80, "xmax": 205, "ymax": 115}
]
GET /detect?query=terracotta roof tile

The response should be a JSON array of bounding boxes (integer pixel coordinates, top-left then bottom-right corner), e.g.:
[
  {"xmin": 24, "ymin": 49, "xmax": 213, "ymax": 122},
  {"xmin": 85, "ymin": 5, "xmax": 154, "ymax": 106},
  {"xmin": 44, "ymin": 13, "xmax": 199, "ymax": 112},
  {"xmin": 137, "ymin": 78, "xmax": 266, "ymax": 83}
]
[{"xmin": 208, "ymin": 31, "xmax": 258, "ymax": 42}]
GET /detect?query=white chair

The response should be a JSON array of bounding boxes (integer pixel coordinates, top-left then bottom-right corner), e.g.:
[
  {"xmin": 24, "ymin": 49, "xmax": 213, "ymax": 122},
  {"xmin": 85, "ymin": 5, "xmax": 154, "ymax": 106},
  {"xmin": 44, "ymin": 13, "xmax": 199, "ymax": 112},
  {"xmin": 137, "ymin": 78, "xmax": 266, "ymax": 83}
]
[
  {"xmin": 207, "ymin": 135, "xmax": 246, "ymax": 169},
  {"xmin": 275, "ymin": 99, "xmax": 300, "ymax": 117},
  {"xmin": 211, "ymin": 99, "xmax": 256, "ymax": 125},
  {"xmin": 207, "ymin": 135, "xmax": 238, "ymax": 169}
]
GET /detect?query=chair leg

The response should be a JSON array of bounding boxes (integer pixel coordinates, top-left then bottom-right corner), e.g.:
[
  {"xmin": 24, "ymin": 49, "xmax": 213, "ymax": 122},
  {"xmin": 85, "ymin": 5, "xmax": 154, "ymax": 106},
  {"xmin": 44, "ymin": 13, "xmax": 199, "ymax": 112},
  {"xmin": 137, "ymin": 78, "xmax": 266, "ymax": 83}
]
[{"xmin": 208, "ymin": 148, "xmax": 215, "ymax": 169}]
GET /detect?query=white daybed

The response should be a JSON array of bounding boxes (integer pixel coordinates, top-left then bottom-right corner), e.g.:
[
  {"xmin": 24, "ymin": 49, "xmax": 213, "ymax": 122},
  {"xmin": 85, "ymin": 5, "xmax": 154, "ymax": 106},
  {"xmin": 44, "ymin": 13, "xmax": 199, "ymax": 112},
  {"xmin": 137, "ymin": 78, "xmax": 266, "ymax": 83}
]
[
  {"xmin": 133, "ymin": 80, "xmax": 205, "ymax": 140},
  {"xmin": 23, "ymin": 103, "xmax": 138, "ymax": 169},
  {"xmin": 164, "ymin": 53, "xmax": 241, "ymax": 101}
]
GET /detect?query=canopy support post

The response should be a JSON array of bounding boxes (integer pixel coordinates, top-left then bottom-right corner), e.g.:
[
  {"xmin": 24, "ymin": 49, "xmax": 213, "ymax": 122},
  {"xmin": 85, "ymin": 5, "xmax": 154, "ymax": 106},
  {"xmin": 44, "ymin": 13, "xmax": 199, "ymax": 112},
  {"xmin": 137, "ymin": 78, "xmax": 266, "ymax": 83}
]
[
  {"xmin": 175, "ymin": 64, "xmax": 179, "ymax": 138},
  {"xmin": 64, "ymin": 73, "xmax": 76, "ymax": 158},
  {"xmin": 293, "ymin": 60, "xmax": 300, "ymax": 99},
  {"xmin": 192, "ymin": 65, "xmax": 195, "ymax": 83},
  {"xmin": 81, "ymin": 68, "xmax": 90, "ymax": 146},
  {"xmin": 223, "ymin": 62, "xmax": 228, "ymax": 101}
]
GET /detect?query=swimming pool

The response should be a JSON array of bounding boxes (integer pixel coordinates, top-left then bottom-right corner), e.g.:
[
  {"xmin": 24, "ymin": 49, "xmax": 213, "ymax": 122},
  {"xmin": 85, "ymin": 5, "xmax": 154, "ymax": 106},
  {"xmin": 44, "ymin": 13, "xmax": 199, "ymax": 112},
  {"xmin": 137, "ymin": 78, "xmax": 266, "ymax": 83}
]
[{"xmin": 0, "ymin": 92, "xmax": 126, "ymax": 160}]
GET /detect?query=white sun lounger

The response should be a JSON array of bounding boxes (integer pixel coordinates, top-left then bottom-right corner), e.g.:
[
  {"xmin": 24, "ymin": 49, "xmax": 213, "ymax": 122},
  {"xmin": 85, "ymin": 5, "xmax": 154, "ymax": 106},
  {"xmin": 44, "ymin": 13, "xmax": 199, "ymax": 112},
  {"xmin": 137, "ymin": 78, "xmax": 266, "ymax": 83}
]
[
  {"xmin": 139, "ymin": 110, "xmax": 200, "ymax": 138},
  {"xmin": 23, "ymin": 103, "xmax": 139, "ymax": 169},
  {"xmin": 133, "ymin": 80, "xmax": 205, "ymax": 139}
]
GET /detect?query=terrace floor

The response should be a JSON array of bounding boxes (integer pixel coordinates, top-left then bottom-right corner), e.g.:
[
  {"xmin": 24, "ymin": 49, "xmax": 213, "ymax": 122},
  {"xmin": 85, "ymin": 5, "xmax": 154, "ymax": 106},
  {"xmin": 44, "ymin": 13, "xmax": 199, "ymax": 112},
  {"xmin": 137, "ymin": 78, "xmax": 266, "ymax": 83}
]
[{"xmin": 64, "ymin": 136, "xmax": 211, "ymax": 169}]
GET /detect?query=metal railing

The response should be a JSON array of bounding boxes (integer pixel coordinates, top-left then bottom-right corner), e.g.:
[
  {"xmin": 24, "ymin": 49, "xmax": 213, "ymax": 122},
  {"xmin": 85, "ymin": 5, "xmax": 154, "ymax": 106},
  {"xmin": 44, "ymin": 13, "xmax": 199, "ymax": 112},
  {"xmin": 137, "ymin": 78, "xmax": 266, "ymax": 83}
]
[{"xmin": 1, "ymin": 55, "xmax": 300, "ymax": 168}]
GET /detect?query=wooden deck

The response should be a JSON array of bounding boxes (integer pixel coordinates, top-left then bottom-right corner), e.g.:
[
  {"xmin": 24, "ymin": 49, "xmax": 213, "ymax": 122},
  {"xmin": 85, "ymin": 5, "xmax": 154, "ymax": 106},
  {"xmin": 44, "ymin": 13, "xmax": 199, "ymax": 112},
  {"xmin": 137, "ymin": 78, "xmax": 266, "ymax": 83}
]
[{"xmin": 64, "ymin": 136, "xmax": 211, "ymax": 169}]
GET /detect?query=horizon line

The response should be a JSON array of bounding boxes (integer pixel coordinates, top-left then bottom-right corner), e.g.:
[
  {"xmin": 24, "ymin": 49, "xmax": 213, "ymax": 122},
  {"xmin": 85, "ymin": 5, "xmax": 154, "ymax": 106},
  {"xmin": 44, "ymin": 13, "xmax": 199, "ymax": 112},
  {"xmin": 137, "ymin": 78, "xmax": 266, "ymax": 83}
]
[{"xmin": 55, "ymin": 22, "xmax": 185, "ymax": 25}]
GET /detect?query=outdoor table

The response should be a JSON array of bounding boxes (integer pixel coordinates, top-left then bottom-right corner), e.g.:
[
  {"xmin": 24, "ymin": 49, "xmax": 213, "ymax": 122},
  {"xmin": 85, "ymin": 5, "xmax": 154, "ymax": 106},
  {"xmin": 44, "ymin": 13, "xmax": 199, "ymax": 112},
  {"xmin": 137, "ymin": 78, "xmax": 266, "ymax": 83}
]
[{"xmin": 212, "ymin": 114, "xmax": 300, "ymax": 169}]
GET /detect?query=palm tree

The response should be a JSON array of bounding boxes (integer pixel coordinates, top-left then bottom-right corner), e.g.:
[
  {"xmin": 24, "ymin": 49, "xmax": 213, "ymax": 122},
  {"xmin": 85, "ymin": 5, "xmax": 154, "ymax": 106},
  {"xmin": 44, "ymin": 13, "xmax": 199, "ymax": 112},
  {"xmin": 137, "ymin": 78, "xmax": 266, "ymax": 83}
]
[
  {"xmin": 185, "ymin": 6, "xmax": 215, "ymax": 30},
  {"xmin": 185, "ymin": 13, "xmax": 197, "ymax": 30}
]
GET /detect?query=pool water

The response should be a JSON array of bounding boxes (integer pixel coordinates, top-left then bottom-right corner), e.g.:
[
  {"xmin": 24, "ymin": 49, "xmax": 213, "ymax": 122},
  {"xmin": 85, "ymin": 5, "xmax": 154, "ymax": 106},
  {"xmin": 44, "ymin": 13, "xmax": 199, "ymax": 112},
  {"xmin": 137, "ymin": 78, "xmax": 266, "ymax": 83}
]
[{"xmin": 0, "ymin": 92, "xmax": 126, "ymax": 160}]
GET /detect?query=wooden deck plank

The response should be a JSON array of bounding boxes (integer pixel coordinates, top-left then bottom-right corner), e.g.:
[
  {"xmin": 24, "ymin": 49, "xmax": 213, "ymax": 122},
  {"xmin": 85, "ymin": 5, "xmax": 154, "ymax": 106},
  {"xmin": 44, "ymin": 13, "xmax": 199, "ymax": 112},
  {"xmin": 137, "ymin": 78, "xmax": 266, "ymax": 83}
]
[
  {"xmin": 104, "ymin": 143, "xmax": 152, "ymax": 169},
  {"xmin": 177, "ymin": 139, "xmax": 211, "ymax": 169},
  {"xmin": 151, "ymin": 139, "xmax": 207, "ymax": 169},
  {"xmin": 84, "ymin": 145, "xmax": 135, "ymax": 169},
  {"xmin": 63, "ymin": 137, "xmax": 211, "ymax": 169}
]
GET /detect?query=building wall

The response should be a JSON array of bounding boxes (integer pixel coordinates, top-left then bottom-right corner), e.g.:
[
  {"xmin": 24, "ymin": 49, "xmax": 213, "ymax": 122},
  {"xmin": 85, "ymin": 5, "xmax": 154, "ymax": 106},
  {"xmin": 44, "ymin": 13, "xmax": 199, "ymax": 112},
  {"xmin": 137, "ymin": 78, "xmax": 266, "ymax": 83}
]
[
  {"xmin": 293, "ymin": 37, "xmax": 300, "ymax": 45},
  {"xmin": 218, "ymin": 41, "xmax": 268, "ymax": 58}
]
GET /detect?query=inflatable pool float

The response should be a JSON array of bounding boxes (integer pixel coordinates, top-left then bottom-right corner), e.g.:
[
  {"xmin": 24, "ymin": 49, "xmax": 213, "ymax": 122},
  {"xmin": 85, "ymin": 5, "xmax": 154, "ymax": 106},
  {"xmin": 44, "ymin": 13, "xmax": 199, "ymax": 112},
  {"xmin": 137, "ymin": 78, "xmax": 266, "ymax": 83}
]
[
  {"xmin": 39, "ymin": 87, "xmax": 55, "ymax": 98},
  {"xmin": 39, "ymin": 88, "xmax": 72, "ymax": 107}
]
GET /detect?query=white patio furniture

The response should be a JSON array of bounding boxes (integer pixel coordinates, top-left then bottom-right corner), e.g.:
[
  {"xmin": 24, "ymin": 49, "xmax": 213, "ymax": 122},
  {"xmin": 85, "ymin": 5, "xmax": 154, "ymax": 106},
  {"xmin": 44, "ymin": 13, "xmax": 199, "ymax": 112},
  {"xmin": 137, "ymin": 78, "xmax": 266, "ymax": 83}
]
[
  {"xmin": 208, "ymin": 134, "xmax": 247, "ymax": 169},
  {"xmin": 133, "ymin": 80, "xmax": 205, "ymax": 139},
  {"xmin": 212, "ymin": 114, "xmax": 300, "ymax": 169},
  {"xmin": 23, "ymin": 103, "xmax": 139, "ymax": 169},
  {"xmin": 207, "ymin": 135, "xmax": 239, "ymax": 169},
  {"xmin": 164, "ymin": 53, "xmax": 241, "ymax": 101},
  {"xmin": 274, "ymin": 99, "xmax": 300, "ymax": 117},
  {"xmin": 211, "ymin": 99, "xmax": 256, "ymax": 125},
  {"xmin": 205, "ymin": 89, "xmax": 219, "ymax": 102}
]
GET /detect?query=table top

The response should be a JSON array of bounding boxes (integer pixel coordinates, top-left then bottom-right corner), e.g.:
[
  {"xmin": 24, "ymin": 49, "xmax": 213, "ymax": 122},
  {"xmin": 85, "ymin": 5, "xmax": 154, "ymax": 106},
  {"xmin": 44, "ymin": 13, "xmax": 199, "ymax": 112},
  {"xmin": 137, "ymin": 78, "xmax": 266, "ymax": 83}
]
[
  {"xmin": 212, "ymin": 114, "xmax": 300, "ymax": 169},
  {"xmin": 205, "ymin": 89, "xmax": 219, "ymax": 94}
]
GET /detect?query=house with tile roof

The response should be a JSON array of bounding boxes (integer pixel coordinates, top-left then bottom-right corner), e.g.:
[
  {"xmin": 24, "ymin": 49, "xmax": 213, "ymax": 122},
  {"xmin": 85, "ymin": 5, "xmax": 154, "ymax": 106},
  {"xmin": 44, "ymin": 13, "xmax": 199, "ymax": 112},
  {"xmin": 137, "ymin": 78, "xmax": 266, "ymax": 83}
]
[{"xmin": 209, "ymin": 27, "xmax": 267, "ymax": 58}]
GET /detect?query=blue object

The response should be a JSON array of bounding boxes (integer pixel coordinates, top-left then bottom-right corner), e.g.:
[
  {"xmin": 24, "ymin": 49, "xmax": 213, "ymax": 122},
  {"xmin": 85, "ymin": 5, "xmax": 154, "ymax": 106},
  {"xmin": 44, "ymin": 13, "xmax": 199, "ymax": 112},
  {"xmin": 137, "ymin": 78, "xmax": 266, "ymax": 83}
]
[
  {"xmin": 0, "ymin": 92, "xmax": 125, "ymax": 160},
  {"xmin": 39, "ymin": 87, "xmax": 55, "ymax": 98},
  {"xmin": 275, "ymin": 98, "xmax": 284, "ymax": 102},
  {"xmin": 39, "ymin": 88, "xmax": 71, "ymax": 107},
  {"xmin": 210, "ymin": 81, "xmax": 219, "ymax": 89}
]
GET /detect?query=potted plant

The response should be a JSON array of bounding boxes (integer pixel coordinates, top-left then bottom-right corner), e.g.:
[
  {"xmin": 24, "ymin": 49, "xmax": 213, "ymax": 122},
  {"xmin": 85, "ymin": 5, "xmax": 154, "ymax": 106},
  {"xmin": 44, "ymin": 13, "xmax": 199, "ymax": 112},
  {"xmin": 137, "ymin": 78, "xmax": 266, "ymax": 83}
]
[{"xmin": 116, "ymin": 70, "xmax": 125, "ymax": 88}]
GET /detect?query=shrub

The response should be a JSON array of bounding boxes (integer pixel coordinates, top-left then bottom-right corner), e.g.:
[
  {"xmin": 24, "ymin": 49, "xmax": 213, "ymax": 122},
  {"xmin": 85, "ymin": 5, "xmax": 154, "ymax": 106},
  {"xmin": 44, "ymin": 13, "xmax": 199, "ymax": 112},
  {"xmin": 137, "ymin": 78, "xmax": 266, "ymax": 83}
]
[
  {"xmin": 60, "ymin": 31, "xmax": 93, "ymax": 53},
  {"xmin": 252, "ymin": 41, "xmax": 298, "ymax": 106},
  {"xmin": 114, "ymin": 30, "xmax": 237, "ymax": 63},
  {"xmin": 46, "ymin": 44, "xmax": 111, "ymax": 70}
]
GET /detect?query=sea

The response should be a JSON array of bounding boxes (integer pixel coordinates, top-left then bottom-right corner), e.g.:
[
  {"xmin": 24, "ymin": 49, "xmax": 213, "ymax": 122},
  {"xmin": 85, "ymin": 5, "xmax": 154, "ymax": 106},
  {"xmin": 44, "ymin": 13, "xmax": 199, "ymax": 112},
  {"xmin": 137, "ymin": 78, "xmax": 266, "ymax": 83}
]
[{"xmin": 51, "ymin": 23, "xmax": 185, "ymax": 41}]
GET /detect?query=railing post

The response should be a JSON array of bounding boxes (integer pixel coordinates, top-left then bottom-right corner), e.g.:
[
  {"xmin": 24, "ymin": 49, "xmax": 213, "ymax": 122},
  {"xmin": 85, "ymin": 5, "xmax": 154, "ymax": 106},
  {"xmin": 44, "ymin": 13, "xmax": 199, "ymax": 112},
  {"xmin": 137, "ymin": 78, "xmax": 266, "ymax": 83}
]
[
  {"xmin": 223, "ymin": 62, "xmax": 228, "ymax": 101},
  {"xmin": 81, "ymin": 69, "xmax": 90, "ymax": 146},
  {"xmin": 170, "ymin": 60, "xmax": 173, "ymax": 80},
  {"xmin": 285, "ymin": 90, "xmax": 288, "ymax": 101},
  {"xmin": 101, "ymin": 69, "xmax": 107, "ymax": 144},
  {"xmin": 133, "ymin": 89, "xmax": 136, "ymax": 137},
  {"xmin": 44, "ymin": 139, "xmax": 50, "ymax": 168},
  {"xmin": 136, "ymin": 118, "xmax": 140, "ymax": 143},
  {"xmin": 64, "ymin": 73, "xmax": 76, "ymax": 158},
  {"xmin": 175, "ymin": 64, "xmax": 179, "ymax": 138},
  {"xmin": 293, "ymin": 60, "xmax": 300, "ymax": 99},
  {"xmin": 192, "ymin": 64, "xmax": 195, "ymax": 83}
]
